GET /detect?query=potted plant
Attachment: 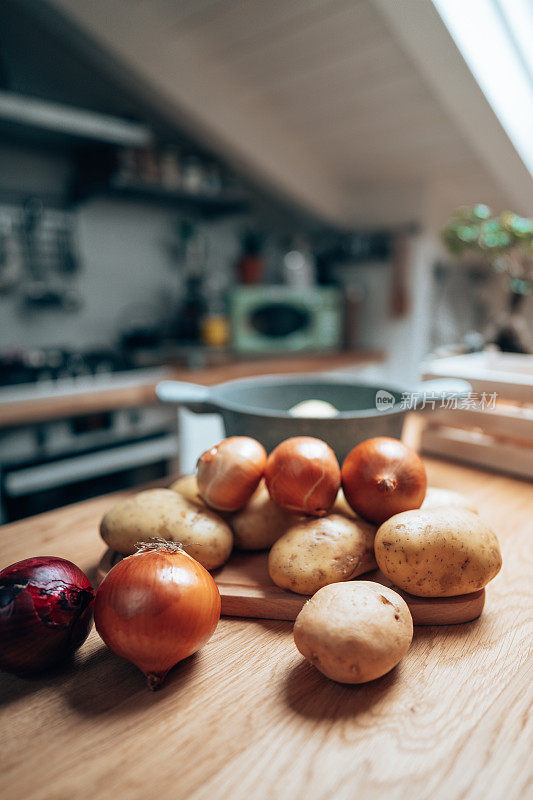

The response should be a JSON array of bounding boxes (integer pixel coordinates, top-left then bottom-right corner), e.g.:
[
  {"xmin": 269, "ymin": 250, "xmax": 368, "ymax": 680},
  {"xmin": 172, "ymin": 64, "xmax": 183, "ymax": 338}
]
[{"xmin": 441, "ymin": 204, "xmax": 533, "ymax": 353}]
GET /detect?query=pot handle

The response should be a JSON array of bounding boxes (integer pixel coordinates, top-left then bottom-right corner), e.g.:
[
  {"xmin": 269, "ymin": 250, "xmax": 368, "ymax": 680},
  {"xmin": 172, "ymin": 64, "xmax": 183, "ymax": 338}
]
[
  {"xmin": 156, "ymin": 380, "xmax": 219, "ymax": 414},
  {"xmin": 413, "ymin": 378, "xmax": 471, "ymax": 411}
]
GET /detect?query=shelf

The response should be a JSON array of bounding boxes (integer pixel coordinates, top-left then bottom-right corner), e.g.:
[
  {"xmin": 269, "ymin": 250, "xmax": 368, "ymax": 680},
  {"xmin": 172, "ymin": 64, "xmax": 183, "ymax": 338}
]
[
  {"xmin": 74, "ymin": 179, "xmax": 250, "ymax": 219},
  {"xmin": 0, "ymin": 91, "xmax": 151, "ymax": 148},
  {"xmin": 0, "ymin": 95, "xmax": 249, "ymax": 219}
]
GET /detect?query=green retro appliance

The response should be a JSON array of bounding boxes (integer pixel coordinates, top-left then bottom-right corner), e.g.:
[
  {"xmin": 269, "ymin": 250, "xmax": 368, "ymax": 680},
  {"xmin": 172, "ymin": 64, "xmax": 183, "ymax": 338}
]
[{"xmin": 229, "ymin": 286, "xmax": 343, "ymax": 353}]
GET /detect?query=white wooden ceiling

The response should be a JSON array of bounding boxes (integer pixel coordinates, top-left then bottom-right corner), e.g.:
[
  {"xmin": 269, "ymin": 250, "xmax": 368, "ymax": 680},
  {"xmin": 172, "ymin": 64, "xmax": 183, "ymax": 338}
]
[
  {"xmin": 164, "ymin": 0, "xmax": 475, "ymax": 181},
  {"xmin": 49, "ymin": 0, "xmax": 525, "ymax": 222}
]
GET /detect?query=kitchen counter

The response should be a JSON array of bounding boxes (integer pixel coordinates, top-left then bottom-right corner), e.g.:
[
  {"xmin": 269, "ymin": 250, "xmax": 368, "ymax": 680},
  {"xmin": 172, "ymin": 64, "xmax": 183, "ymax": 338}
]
[
  {"xmin": 1, "ymin": 458, "xmax": 532, "ymax": 800},
  {"xmin": 0, "ymin": 351, "xmax": 381, "ymax": 428}
]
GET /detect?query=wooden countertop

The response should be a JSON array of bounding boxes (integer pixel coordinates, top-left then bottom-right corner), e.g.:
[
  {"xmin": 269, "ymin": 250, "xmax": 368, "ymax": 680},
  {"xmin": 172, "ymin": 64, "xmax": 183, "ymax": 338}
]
[
  {"xmin": 1, "ymin": 458, "xmax": 532, "ymax": 800},
  {"xmin": 0, "ymin": 351, "xmax": 380, "ymax": 428}
]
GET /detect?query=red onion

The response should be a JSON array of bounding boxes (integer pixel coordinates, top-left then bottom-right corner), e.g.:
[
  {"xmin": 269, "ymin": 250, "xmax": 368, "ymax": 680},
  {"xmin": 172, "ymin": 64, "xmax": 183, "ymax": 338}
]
[{"xmin": 0, "ymin": 556, "xmax": 95, "ymax": 675}]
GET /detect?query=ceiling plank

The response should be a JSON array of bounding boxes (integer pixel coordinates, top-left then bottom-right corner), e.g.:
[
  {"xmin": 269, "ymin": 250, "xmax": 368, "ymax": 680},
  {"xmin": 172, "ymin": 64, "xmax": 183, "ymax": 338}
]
[
  {"xmin": 46, "ymin": 0, "xmax": 352, "ymax": 223},
  {"xmin": 32, "ymin": 0, "xmax": 520, "ymax": 221}
]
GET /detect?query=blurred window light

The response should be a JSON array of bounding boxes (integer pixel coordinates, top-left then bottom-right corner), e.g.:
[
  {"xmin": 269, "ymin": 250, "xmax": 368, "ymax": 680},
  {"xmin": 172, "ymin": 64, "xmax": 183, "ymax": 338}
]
[
  {"xmin": 497, "ymin": 0, "xmax": 533, "ymax": 85},
  {"xmin": 432, "ymin": 0, "xmax": 533, "ymax": 178}
]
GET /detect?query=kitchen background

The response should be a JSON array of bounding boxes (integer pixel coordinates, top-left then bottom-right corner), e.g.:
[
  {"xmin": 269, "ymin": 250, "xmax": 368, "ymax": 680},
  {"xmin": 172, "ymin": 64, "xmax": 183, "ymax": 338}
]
[{"xmin": 0, "ymin": 0, "xmax": 531, "ymax": 521}]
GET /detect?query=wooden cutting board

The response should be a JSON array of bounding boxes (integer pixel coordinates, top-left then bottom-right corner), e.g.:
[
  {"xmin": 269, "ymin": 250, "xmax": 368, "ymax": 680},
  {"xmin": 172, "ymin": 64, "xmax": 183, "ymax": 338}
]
[{"xmin": 97, "ymin": 549, "xmax": 485, "ymax": 626}]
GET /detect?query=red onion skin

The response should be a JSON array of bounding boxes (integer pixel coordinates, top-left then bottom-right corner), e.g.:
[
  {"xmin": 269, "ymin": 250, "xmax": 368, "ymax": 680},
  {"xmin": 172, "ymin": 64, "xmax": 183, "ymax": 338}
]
[{"xmin": 0, "ymin": 557, "xmax": 95, "ymax": 676}]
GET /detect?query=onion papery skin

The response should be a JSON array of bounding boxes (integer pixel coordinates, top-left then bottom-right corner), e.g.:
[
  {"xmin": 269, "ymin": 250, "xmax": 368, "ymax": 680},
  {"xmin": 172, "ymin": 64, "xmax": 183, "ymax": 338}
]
[
  {"xmin": 94, "ymin": 547, "xmax": 221, "ymax": 690},
  {"xmin": 197, "ymin": 436, "xmax": 267, "ymax": 512},
  {"xmin": 265, "ymin": 437, "xmax": 341, "ymax": 517},
  {"xmin": 342, "ymin": 437, "xmax": 427, "ymax": 525},
  {"xmin": 0, "ymin": 557, "xmax": 95, "ymax": 675}
]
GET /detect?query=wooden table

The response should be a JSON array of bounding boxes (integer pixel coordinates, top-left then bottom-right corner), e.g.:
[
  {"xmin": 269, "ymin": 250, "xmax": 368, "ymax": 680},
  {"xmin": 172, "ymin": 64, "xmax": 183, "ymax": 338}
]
[{"xmin": 1, "ymin": 458, "xmax": 532, "ymax": 800}]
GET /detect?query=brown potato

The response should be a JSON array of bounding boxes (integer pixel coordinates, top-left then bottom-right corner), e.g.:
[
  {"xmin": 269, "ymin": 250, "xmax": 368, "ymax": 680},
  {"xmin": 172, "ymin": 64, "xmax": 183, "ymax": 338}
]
[
  {"xmin": 294, "ymin": 581, "xmax": 413, "ymax": 683},
  {"xmin": 268, "ymin": 513, "xmax": 377, "ymax": 595},
  {"xmin": 169, "ymin": 474, "xmax": 205, "ymax": 506},
  {"xmin": 230, "ymin": 480, "xmax": 294, "ymax": 550},
  {"xmin": 99, "ymin": 488, "xmax": 233, "ymax": 570},
  {"xmin": 331, "ymin": 487, "xmax": 357, "ymax": 518},
  {"xmin": 422, "ymin": 487, "xmax": 478, "ymax": 513},
  {"xmin": 375, "ymin": 506, "xmax": 502, "ymax": 597}
]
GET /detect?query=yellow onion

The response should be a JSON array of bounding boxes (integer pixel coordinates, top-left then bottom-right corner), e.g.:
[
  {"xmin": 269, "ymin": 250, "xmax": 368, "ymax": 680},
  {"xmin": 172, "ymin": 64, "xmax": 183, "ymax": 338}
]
[
  {"xmin": 342, "ymin": 436, "xmax": 427, "ymax": 524},
  {"xmin": 197, "ymin": 436, "xmax": 266, "ymax": 511},
  {"xmin": 265, "ymin": 436, "xmax": 341, "ymax": 516},
  {"xmin": 94, "ymin": 541, "xmax": 220, "ymax": 690}
]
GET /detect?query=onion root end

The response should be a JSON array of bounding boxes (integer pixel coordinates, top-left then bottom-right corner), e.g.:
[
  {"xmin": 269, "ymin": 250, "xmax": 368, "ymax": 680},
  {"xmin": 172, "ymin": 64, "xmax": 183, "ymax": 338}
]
[{"xmin": 146, "ymin": 671, "xmax": 167, "ymax": 691}]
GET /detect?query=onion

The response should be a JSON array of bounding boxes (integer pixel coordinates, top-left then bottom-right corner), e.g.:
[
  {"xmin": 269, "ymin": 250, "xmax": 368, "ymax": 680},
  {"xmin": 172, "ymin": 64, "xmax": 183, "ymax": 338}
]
[
  {"xmin": 197, "ymin": 436, "xmax": 267, "ymax": 512},
  {"xmin": 265, "ymin": 436, "xmax": 341, "ymax": 516},
  {"xmin": 341, "ymin": 437, "xmax": 427, "ymax": 525},
  {"xmin": 94, "ymin": 540, "xmax": 221, "ymax": 690},
  {"xmin": 0, "ymin": 557, "xmax": 94, "ymax": 676}
]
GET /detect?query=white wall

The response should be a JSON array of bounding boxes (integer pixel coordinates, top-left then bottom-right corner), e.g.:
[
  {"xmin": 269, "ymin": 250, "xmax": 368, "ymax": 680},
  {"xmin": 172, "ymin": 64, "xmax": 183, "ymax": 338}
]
[
  {"xmin": 0, "ymin": 140, "xmax": 244, "ymax": 352},
  {"xmin": 0, "ymin": 200, "xmax": 175, "ymax": 350},
  {"xmin": 0, "ymin": 199, "xmax": 245, "ymax": 351},
  {"xmin": 338, "ymin": 168, "xmax": 523, "ymax": 384}
]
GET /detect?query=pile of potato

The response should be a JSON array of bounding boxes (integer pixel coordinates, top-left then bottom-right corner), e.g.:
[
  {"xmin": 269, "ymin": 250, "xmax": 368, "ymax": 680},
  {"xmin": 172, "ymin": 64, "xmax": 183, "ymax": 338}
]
[{"xmin": 99, "ymin": 434, "xmax": 502, "ymax": 686}]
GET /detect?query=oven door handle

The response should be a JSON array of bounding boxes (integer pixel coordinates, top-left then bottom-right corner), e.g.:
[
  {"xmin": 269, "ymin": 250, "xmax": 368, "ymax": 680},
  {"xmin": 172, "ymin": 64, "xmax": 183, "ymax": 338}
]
[{"xmin": 3, "ymin": 435, "xmax": 177, "ymax": 497}]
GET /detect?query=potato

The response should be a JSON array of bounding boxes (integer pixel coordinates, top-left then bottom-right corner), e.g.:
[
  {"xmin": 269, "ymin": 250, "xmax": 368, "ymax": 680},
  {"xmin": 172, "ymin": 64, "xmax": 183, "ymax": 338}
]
[
  {"xmin": 268, "ymin": 513, "xmax": 377, "ymax": 595},
  {"xmin": 375, "ymin": 506, "xmax": 502, "ymax": 597},
  {"xmin": 331, "ymin": 487, "xmax": 355, "ymax": 517},
  {"xmin": 100, "ymin": 488, "xmax": 233, "ymax": 570},
  {"xmin": 230, "ymin": 480, "xmax": 294, "ymax": 550},
  {"xmin": 294, "ymin": 581, "xmax": 413, "ymax": 683},
  {"xmin": 169, "ymin": 474, "xmax": 205, "ymax": 506},
  {"xmin": 422, "ymin": 487, "xmax": 478, "ymax": 513}
]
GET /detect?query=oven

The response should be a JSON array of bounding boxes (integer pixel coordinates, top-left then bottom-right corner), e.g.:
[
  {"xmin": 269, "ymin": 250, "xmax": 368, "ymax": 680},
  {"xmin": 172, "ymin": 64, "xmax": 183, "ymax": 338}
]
[{"xmin": 0, "ymin": 406, "xmax": 178, "ymax": 523}]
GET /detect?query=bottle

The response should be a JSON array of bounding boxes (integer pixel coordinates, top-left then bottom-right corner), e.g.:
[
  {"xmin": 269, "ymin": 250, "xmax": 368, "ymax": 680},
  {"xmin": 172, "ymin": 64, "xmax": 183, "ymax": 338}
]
[
  {"xmin": 283, "ymin": 236, "xmax": 315, "ymax": 287},
  {"xmin": 235, "ymin": 230, "xmax": 265, "ymax": 284},
  {"xmin": 175, "ymin": 275, "xmax": 207, "ymax": 342},
  {"xmin": 201, "ymin": 275, "xmax": 229, "ymax": 348}
]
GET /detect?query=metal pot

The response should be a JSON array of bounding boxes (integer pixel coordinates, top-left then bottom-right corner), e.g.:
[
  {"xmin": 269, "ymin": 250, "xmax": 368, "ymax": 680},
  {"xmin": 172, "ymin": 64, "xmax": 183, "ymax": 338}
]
[{"xmin": 156, "ymin": 373, "xmax": 470, "ymax": 461}]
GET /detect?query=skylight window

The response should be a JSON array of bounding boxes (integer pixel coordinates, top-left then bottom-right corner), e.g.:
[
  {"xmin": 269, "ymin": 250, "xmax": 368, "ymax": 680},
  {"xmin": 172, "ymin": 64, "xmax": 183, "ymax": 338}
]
[
  {"xmin": 432, "ymin": 0, "xmax": 533, "ymax": 179},
  {"xmin": 496, "ymin": 0, "xmax": 533, "ymax": 88}
]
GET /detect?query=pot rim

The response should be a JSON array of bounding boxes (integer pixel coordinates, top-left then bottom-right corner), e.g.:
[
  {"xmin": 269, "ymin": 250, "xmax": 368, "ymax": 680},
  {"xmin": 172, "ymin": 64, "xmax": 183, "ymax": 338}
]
[{"xmin": 208, "ymin": 372, "xmax": 410, "ymax": 420}]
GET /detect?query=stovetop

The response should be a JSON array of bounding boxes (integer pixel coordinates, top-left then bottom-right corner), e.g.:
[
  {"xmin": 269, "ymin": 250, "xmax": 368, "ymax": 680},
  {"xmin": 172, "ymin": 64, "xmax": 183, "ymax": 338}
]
[{"xmin": 0, "ymin": 348, "xmax": 133, "ymax": 387}]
